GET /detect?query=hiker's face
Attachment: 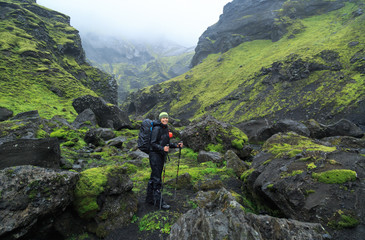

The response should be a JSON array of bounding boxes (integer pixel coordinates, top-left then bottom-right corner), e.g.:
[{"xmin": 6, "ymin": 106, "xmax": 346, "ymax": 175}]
[{"xmin": 160, "ymin": 117, "xmax": 168, "ymax": 125}]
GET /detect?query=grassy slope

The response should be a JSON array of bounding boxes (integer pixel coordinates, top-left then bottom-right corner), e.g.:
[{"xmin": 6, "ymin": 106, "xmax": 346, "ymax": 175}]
[
  {"xmin": 146, "ymin": 1, "xmax": 365, "ymax": 124},
  {"xmin": 0, "ymin": 0, "xmax": 107, "ymax": 121}
]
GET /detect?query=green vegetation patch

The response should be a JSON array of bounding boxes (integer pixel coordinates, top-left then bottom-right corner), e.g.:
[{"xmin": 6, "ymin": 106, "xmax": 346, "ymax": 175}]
[
  {"xmin": 328, "ymin": 210, "xmax": 360, "ymax": 229},
  {"xmin": 74, "ymin": 165, "xmax": 124, "ymax": 219},
  {"xmin": 312, "ymin": 169, "xmax": 357, "ymax": 184},
  {"xmin": 138, "ymin": 211, "xmax": 181, "ymax": 234},
  {"xmin": 263, "ymin": 132, "xmax": 336, "ymax": 158}
]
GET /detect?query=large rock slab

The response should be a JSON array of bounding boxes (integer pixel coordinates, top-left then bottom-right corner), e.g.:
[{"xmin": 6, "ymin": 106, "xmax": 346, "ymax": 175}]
[
  {"xmin": 0, "ymin": 166, "xmax": 79, "ymax": 240},
  {"xmin": 168, "ymin": 188, "xmax": 328, "ymax": 240},
  {"xmin": 72, "ymin": 95, "xmax": 132, "ymax": 130},
  {"xmin": 73, "ymin": 166, "xmax": 137, "ymax": 238},
  {"xmin": 180, "ymin": 115, "xmax": 249, "ymax": 159},
  {"xmin": 0, "ymin": 138, "xmax": 61, "ymax": 170},
  {"xmin": 243, "ymin": 132, "xmax": 365, "ymax": 240}
]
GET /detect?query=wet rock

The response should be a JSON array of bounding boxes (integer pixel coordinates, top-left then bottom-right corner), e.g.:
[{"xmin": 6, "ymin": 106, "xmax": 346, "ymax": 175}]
[
  {"xmin": 73, "ymin": 95, "xmax": 132, "ymax": 130},
  {"xmin": 0, "ymin": 138, "xmax": 61, "ymax": 170},
  {"xmin": 325, "ymin": 119, "xmax": 363, "ymax": 138},
  {"xmin": 73, "ymin": 166, "xmax": 137, "ymax": 238},
  {"xmin": 166, "ymin": 173, "xmax": 192, "ymax": 190},
  {"xmin": 181, "ymin": 115, "xmax": 248, "ymax": 157},
  {"xmin": 0, "ymin": 166, "xmax": 79, "ymax": 240},
  {"xmin": 72, "ymin": 108, "xmax": 97, "ymax": 129},
  {"xmin": 106, "ymin": 136, "xmax": 127, "ymax": 149},
  {"xmin": 0, "ymin": 107, "xmax": 13, "ymax": 121},
  {"xmin": 168, "ymin": 188, "xmax": 328, "ymax": 240},
  {"xmin": 11, "ymin": 110, "xmax": 39, "ymax": 120},
  {"xmin": 197, "ymin": 150, "xmax": 224, "ymax": 164},
  {"xmin": 243, "ymin": 132, "xmax": 365, "ymax": 239},
  {"xmin": 128, "ymin": 150, "xmax": 149, "ymax": 161},
  {"xmin": 225, "ymin": 150, "xmax": 249, "ymax": 177},
  {"xmin": 0, "ymin": 114, "xmax": 48, "ymax": 145}
]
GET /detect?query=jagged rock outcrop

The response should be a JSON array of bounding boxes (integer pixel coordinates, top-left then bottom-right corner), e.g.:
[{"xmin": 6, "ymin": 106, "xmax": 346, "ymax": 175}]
[
  {"xmin": 72, "ymin": 95, "xmax": 132, "ymax": 130},
  {"xmin": 168, "ymin": 188, "xmax": 328, "ymax": 240},
  {"xmin": 191, "ymin": 0, "xmax": 346, "ymax": 67},
  {"xmin": 0, "ymin": 165, "xmax": 79, "ymax": 240},
  {"xmin": 238, "ymin": 118, "xmax": 363, "ymax": 142},
  {"xmin": 242, "ymin": 131, "xmax": 365, "ymax": 240}
]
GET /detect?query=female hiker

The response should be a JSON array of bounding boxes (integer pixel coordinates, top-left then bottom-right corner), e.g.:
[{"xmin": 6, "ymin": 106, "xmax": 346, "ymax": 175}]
[{"xmin": 145, "ymin": 112, "xmax": 183, "ymax": 210}]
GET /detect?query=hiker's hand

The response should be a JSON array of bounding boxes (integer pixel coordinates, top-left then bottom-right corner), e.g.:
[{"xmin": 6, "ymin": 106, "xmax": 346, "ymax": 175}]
[
  {"xmin": 177, "ymin": 142, "xmax": 183, "ymax": 148},
  {"xmin": 164, "ymin": 146, "xmax": 169, "ymax": 152}
]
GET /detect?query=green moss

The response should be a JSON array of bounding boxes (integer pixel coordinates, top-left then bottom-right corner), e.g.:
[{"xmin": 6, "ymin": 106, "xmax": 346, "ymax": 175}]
[
  {"xmin": 74, "ymin": 166, "xmax": 123, "ymax": 219},
  {"xmin": 307, "ymin": 162, "xmax": 317, "ymax": 170},
  {"xmin": 281, "ymin": 170, "xmax": 303, "ymax": 178},
  {"xmin": 205, "ymin": 143, "xmax": 224, "ymax": 153},
  {"xmin": 305, "ymin": 189, "xmax": 316, "ymax": 196},
  {"xmin": 241, "ymin": 168, "xmax": 255, "ymax": 182},
  {"xmin": 138, "ymin": 211, "xmax": 180, "ymax": 234},
  {"xmin": 50, "ymin": 127, "xmax": 87, "ymax": 149},
  {"xmin": 263, "ymin": 133, "xmax": 336, "ymax": 158},
  {"xmin": 312, "ymin": 169, "xmax": 357, "ymax": 184},
  {"xmin": 328, "ymin": 210, "xmax": 359, "ymax": 229},
  {"xmin": 181, "ymin": 148, "xmax": 198, "ymax": 160}
]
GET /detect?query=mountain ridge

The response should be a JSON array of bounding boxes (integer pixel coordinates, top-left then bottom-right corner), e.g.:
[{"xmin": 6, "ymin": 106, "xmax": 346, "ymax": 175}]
[{"xmin": 123, "ymin": 0, "xmax": 365, "ymax": 129}]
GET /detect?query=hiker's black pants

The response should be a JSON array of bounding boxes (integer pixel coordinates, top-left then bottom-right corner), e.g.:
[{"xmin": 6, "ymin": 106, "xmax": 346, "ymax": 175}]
[{"xmin": 149, "ymin": 151, "xmax": 166, "ymax": 190}]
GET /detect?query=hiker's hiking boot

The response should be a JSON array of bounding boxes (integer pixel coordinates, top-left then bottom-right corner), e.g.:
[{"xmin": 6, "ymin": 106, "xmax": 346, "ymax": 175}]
[
  {"xmin": 153, "ymin": 189, "xmax": 170, "ymax": 210},
  {"xmin": 145, "ymin": 180, "xmax": 154, "ymax": 204}
]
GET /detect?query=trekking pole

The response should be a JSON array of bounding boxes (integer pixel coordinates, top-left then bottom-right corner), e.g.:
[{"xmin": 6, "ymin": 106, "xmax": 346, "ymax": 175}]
[
  {"xmin": 160, "ymin": 148, "xmax": 170, "ymax": 210},
  {"xmin": 174, "ymin": 143, "xmax": 182, "ymax": 199}
]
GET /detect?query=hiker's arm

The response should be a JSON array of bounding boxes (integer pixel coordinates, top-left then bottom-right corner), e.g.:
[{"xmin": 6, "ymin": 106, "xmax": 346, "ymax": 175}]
[{"xmin": 150, "ymin": 127, "xmax": 164, "ymax": 151}]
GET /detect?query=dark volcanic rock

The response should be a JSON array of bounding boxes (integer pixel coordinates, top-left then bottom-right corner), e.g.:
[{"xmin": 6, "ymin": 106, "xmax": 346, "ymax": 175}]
[
  {"xmin": 0, "ymin": 138, "xmax": 61, "ymax": 170},
  {"xmin": 243, "ymin": 132, "xmax": 365, "ymax": 240},
  {"xmin": 0, "ymin": 107, "xmax": 13, "ymax": 121},
  {"xmin": 0, "ymin": 165, "xmax": 79, "ymax": 240},
  {"xmin": 72, "ymin": 108, "xmax": 97, "ymax": 129},
  {"xmin": 168, "ymin": 188, "xmax": 328, "ymax": 240},
  {"xmin": 180, "ymin": 115, "xmax": 249, "ymax": 158},
  {"xmin": 73, "ymin": 95, "xmax": 132, "ymax": 130}
]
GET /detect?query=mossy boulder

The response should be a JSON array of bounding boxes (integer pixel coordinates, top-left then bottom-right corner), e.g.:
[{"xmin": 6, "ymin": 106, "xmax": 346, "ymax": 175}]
[
  {"xmin": 0, "ymin": 165, "xmax": 79, "ymax": 239},
  {"xmin": 169, "ymin": 188, "xmax": 328, "ymax": 240},
  {"xmin": 180, "ymin": 115, "xmax": 249, "ymax": 158},
  {"xmin": 73, "ymin": 165, "xmax": 137, "ymax": 238},
  {"xmin": 243, "ymin": 132, "xmax": 365, "ymax": 239}
]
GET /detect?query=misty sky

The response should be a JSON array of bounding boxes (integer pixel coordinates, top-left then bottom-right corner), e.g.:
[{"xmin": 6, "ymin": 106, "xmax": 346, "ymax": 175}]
[{"xmin": 37, "ymin": 0, "xmax": 232, "ymax": 47}]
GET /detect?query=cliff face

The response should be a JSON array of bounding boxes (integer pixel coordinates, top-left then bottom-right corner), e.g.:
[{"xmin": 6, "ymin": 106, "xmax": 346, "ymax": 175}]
[
  {"xmin": 191, "ymin": 0, "xmax": 346, "ymax": 67},
  {"xmin": 0, "ymin": 0, "xmax": 117, "ymax": 119}
]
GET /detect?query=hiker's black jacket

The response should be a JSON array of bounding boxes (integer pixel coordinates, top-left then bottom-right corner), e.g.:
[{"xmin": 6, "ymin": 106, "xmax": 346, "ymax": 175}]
[{"xmin": 150, "ymin": 122, "xmax": 177, "ymax": 153}]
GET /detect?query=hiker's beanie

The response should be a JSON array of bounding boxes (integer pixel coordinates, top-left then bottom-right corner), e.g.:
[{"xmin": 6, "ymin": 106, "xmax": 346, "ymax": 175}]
[{"xmin": 159, "ymin": 112, "xmax": 169, "ymax": 120}]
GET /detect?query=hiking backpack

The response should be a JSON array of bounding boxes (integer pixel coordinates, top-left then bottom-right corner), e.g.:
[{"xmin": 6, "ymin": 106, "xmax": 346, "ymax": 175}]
[{"xmin": 137, "ymin": 119, "xmax": 155, "ymax": 154}]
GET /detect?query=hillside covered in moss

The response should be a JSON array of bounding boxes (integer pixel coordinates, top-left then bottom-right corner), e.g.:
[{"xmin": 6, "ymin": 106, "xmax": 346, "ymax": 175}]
[
  {"xmin": 123, "ymin": 0, "xmax": 365, "ymax": 128},
  {"xmin": 0, "ymin": 0, "xmax": 117, "ymax": 121}
]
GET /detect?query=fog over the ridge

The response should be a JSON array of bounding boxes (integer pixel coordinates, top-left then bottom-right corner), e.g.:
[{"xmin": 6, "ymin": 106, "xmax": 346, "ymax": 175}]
[{"xmin": 37, "ymin": 0, "xmax": 231, "ymax": 47}]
